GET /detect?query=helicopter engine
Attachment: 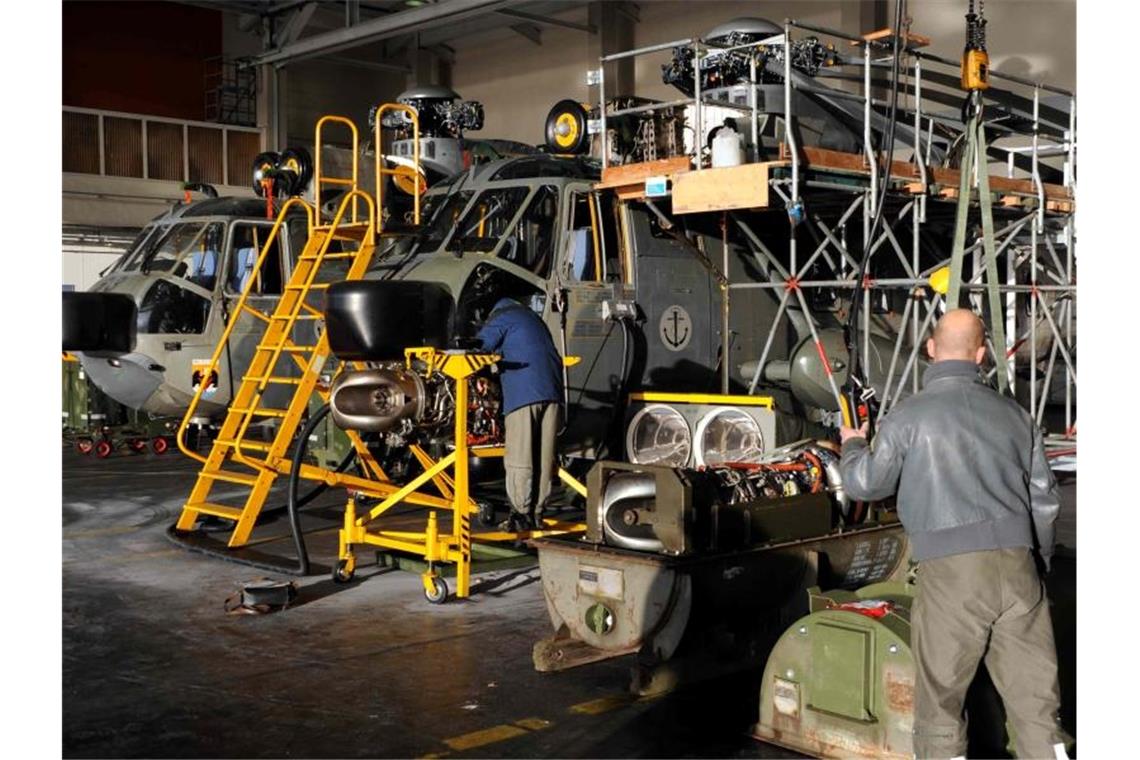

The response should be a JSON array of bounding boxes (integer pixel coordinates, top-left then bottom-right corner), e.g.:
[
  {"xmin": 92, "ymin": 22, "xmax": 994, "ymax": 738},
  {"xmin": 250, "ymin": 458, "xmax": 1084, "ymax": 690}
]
[{"xmin": 328, "ymin": 364, "xmax": 501, "ymax": 448}]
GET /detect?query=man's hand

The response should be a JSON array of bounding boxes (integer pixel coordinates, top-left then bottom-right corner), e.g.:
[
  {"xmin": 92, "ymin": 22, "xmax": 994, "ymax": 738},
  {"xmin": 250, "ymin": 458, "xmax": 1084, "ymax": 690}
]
[{"xmin": 840, "ymin": 421, "xmax": 869, "ymax": 444}]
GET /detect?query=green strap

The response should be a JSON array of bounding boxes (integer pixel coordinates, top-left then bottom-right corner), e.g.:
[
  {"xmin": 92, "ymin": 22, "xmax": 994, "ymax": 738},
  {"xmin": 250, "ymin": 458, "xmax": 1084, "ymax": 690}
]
[
  {"xmin": 946, "ymin": 115, "xmax": 975, "ymax": 308},
  {"xmin": 945, "ymin": 101, "xmax": 1010, "ymax": 395},
  {"xmin": 973, "ymin": 117, "xmax": 1010, "ymax": 394}
]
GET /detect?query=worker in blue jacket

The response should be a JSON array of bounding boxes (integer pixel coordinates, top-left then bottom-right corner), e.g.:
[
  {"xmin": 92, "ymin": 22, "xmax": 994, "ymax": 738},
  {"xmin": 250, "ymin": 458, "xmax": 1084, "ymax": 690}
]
[{"xmin": 476, "ymin": 297, "xmax": 564, "ymax": 531}]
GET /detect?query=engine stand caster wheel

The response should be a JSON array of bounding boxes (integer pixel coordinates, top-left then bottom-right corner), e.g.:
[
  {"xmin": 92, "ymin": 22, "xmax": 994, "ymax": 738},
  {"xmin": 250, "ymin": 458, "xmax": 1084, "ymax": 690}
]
[
  {"xmin": 95, "ymin": 440, "xmax": 113, "ymax": 458},
  {"xmin": 128, "ymin": 439, "xmax": 147, "ymax": 453},
  {"xmin": 332, "ymin": 559, "xmax": 356, "ymax": 584},
  {"xmin": 76, "ymin": 438, "xmax": 95, "ymax": 455},
  {"xmin": 151, "ymin": 436, "xmax": 169, "ymax": 455},
  {"xmin": 477, "ymin": 500, "xmax": 497, "ymax": 527},
  {"xmin": 424, "ymin": 576, "xmax": 449, "ymax": 604}
]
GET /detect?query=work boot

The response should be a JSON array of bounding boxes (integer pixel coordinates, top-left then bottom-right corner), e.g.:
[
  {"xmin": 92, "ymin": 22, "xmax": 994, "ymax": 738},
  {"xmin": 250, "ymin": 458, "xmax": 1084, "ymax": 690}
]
[{"xmin": 498, "ymin": 512, "xmax": 530, "ymax": 533}]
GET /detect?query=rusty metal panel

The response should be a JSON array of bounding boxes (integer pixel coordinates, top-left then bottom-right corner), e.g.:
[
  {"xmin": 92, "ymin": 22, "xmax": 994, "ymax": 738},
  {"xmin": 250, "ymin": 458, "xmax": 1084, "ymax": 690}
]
[
  {"xmin": 62, "ymin": 111, "xmax": 99, "ymax": 174},
  {"xmin": 103, "ymin": 116, "xmax": 143, "ymax": 178},
  {"xmin": 227, "ymin": 130, "xmax": 261, "ymax": 188},
  {"xmin": 188, "ymin": 126, "xmax": 223, "ymax": 184},
  {"xmin": 146, "ymin": 121, "xmax": 184, "ymax": 181}
]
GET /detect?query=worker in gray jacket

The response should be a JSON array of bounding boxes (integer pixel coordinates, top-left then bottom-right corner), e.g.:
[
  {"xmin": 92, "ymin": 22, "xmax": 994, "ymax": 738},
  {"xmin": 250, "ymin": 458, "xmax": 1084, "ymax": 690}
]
[{"xmin": 839, "ymin": 309, "xmax": 1068, "ymax": 759}]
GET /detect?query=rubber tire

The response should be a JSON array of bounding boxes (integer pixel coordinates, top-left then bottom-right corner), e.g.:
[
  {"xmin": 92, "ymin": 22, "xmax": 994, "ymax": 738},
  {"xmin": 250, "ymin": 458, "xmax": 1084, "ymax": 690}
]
[
  {"xmin": 477, "ymin": 500, "xmax": 497, "ymax": 527},
  {"xmin": 76, "ymin": 438, "xmax": 95, "ymax": 455},
  {"xmin": 333, "ymin": 559, "xmax": 355, "ymax": 584},
  {"xmin": 95, "ymin": 440, "xmax": 113, "ymax": 458},
  {"xmin": 544, "ymin": 99, "xmax": 590, "ymax": 155},
  {"xmin": 151, "ymin": 436, "xmax": 169, "ymax": 455},
  {"xmin": 278, "ymin": 147, "xmax": 314, "ymax": 197},
  {"xmin": 128, "ymin": 439, "xmax": 147, "ymax": 453},
  {"xmin": 251, "ymin": 151, "xmax": 280, "ymax": 197},
  {"xmin": 425, "ymin": 576, "xmax": 448, "ymax": 604}
]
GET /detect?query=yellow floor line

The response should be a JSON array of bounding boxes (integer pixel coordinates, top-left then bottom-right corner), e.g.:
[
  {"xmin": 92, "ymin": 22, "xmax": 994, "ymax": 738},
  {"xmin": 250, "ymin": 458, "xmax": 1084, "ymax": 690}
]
[
  {"xmin": 514, "ymin": 717, "xmax": 553, "ymax": 731},
  {"xmin": 569, "ymin": 694, "xmax": 635, "ymax": 715},
  {"xmin": 442, "ymin": 724, "xmax": 528, "ymax": 752}
]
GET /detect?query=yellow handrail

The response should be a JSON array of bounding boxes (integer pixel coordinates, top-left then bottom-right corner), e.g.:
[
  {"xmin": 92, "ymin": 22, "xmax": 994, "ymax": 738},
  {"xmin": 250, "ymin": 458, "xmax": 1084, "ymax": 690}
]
[
  {"xmin": 314, "ymin": 115, "xmax": 360, "ymax": 225},
  {"xmin": 175, "ymin": 198, "xmax": 315, "ymax": 462},
  {"xmin": 373, "ymin": 103, "xmax": 421, "ymax": 231}
]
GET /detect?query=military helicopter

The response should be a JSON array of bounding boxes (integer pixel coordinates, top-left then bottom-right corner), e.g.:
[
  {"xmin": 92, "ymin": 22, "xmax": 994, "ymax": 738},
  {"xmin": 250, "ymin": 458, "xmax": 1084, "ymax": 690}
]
[{"xmin": 60, "ymin": 86, "xmax": 508, "ymax": 442}]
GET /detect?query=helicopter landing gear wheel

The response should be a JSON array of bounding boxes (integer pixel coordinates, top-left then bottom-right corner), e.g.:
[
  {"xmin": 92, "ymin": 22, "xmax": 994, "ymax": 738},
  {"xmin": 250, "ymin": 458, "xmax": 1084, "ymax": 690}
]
[
  {"xmin": 424, "ymin": 575, "xmax": 448, "ymax": 605},
  {"xmin": 544, "ymin": 100, "xmax": 590, "ymax": 155},
  {"xmin": 251, "ymin": 151, "xmax": 281, "ymax": 196},
  {"xmin": 278, "ymin": 147, "xmax": 314, "ymax": 196}
]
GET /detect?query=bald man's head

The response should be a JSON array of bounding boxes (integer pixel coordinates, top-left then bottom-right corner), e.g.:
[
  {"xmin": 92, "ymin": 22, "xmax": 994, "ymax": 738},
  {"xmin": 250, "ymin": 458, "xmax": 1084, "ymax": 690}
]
[{"xmin": 927, "ymin": 309, "xmax": 986, "ymax": 364}]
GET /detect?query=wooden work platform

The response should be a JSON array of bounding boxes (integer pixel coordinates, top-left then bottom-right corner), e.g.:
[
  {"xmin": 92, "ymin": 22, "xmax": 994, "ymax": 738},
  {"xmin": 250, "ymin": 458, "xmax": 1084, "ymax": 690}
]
[{"xmin": 596, "ymin": 144, "xmax": 1074, "ymax": 215}]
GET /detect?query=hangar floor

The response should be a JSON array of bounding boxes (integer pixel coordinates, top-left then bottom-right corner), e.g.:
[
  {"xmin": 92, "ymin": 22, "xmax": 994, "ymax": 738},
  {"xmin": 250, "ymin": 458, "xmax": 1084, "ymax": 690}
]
[{"xmin": 62, "ymin": 449, "xmax": 1076, "ymax": 758}]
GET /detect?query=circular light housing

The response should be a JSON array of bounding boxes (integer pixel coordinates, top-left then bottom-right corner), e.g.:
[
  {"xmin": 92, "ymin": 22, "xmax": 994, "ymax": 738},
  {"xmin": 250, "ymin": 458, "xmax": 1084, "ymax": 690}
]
[
  {"xmin": 695, "ymin": 408, "xmax": 764, "ymax": 467},
  {"xmin": 625, "ymin": 404, "xmax": 691, "ymax": 467}
]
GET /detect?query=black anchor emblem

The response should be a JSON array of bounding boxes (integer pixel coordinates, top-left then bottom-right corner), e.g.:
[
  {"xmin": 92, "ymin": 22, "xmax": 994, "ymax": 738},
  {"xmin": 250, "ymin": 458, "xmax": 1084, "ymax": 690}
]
[{"xmin": 662, "ymin": 307, "xmax": 690, "ymax": 349}]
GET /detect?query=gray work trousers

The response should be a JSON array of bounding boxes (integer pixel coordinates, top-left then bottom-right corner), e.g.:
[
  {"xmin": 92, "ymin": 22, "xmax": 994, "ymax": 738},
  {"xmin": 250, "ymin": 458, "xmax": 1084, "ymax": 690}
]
[
  {"xmin": 912, "ymin": 547, "xmax": 1068, "ymax": 759},
  {"xmin": 503, "ymin": 402, "xmax": 560, "ymax": 518}
]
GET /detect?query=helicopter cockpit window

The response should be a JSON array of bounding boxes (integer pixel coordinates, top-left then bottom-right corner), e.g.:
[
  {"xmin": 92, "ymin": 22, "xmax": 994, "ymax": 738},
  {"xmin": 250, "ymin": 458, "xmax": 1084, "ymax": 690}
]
[
  {"xmin": 566, "ymin": 191, "xmax": 600, "ymax": 282},
  {"xmin": 415, "ymin": 190, "xmax": 475, "ymax": 253},
  {"xmin": 137, "ymin": 280, "xmax": 210, "ymax": 335},
  {"xmin": 227, "ymin": 223, "xmax": 284, "ymax": 295},
  {"xmin": 449, "ymin": 187, "xmax": 530, "ymax": 254},
  {"xmin": 496, "ymin": 185, "xmax": 558, "ymax": 278},
  {"xmin": 119, "ymin": 222, "xmax": 225, "ymax": 292}
]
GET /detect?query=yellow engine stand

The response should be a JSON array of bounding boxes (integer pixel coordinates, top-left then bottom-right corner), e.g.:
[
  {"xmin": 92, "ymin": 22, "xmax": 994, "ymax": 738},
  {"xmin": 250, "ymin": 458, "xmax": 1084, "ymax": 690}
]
[{"xmin": 334, "ymin": 346, "xmax": 586, "ymax": 603}]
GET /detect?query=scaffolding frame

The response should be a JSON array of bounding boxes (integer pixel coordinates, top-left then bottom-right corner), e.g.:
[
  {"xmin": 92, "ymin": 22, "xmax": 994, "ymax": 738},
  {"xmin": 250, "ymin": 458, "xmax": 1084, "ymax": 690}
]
[{"xmin": 592, "ymin": 19, "xmax": 1075, "ymax": 439}]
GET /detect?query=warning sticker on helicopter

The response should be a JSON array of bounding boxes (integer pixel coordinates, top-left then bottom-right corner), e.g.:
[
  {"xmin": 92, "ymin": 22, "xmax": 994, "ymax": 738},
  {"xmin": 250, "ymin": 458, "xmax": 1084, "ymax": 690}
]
[
  {"xmin": 659, "ymin": 305, "xmax": 692, "ymax": 352},
  {"xmin": 191, "ymin": 360, "xmax": 219, "ymax": 396},
  {"xmin": 578, "ymin": 564, "xmax": 623, "ymax": 600}
]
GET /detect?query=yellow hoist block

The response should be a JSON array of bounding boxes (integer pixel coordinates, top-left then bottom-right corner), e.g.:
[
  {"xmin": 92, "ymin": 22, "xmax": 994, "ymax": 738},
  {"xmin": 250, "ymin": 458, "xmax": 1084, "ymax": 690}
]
[{"xmin": 961, "ymin": 48, "xmax": 990, "ymax": 91}]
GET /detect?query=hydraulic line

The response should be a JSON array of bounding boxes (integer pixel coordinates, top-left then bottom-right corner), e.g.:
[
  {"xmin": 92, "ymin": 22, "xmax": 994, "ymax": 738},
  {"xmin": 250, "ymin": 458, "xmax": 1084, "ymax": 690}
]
[{"xmin": 284, "ymin": 403, "xmax": 335, "ymax": 575}]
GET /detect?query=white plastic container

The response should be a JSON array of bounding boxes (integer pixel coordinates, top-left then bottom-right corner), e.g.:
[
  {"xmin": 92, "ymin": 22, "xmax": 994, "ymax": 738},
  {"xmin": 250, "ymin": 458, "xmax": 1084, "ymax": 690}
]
[{"xmin": 711, "ymin": 125, "xmax": 745, "ymax": 168}]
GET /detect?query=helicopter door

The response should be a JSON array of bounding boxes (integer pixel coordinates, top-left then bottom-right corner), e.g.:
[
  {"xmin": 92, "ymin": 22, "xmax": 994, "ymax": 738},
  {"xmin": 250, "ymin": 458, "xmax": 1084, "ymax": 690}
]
[
  {"xmin": 222, "ymin": 221, "xmax": 294, "ymax": 409},
  {"xmin": 551, "ymin": 185, "xmax": 627, "ymax": 457}
]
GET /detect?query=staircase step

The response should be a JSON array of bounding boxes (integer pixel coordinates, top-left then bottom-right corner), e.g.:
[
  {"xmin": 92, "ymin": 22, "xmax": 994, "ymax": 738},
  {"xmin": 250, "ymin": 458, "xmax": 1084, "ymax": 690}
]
[
  {"xmin": 199, "ymin": 469, "xmax": 260, "ymax": 486},
  {"xmin": 229, "ymin": 407, "xmax": 291, "ymax": 418},
  {"xmin": 187, "ymin": 502, "xmax": 243, "ymax": 521},
  {"xmin": 214, "ymin": 438, "xmax": 274, "ymax": 452}
]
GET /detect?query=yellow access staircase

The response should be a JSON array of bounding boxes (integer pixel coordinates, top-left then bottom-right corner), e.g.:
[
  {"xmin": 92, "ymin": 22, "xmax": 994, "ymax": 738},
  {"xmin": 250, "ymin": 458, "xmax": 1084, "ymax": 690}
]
[{"xmin": 173, "ymin": 109, "xmax": 423, "ymax": 547}]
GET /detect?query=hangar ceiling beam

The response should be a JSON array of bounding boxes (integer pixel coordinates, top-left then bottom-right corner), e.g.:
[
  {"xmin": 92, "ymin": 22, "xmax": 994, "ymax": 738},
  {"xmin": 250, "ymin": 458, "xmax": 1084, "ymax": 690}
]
[
  {"xmin": 496, "ymin": 8, "xmax": 595, "ymax": 34},
  {"xmin": 251, "ymin": 0, "xmax": 525, "ymax": 67},
  {"xmin": 510, "ymin": 23, "xmax": 543, "ymax": 45}
]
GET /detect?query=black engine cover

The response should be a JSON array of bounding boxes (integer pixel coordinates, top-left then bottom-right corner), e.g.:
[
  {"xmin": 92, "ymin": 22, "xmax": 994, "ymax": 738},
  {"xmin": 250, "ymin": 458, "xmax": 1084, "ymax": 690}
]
[
  {"xmin": 62, "ymin": 292, "xmax": 137, "ymax": 353},
  {"xmin": 324, "ymin": 280, "xmax": 454, "ymax": 360}
]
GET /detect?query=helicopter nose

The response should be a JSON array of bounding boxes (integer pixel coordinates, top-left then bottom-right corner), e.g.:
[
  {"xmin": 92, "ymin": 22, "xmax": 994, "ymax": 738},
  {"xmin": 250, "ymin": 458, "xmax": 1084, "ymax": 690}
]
[
  {"xmin": 62, "ymin": 292, "xmax": 137, "ymax": 353},
  {"xmin": 78, "ymin": 351, "xmax": 164, "ymax": 412}
]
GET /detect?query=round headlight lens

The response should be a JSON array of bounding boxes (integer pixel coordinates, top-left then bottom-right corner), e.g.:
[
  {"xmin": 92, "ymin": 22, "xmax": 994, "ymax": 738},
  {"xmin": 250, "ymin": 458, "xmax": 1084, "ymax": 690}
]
[
  {"xmin": 626, "ymin": 405, "xmax": 691, "ymax": 467},
  {"xmin": 695, "ymin": 408, "xmax": 764, "ymax": 467}
]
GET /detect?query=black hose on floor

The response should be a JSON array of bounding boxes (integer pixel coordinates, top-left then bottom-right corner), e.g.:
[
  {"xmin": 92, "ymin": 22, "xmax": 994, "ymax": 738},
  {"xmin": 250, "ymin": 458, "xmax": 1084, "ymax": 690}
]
[
  {"xmin": 285, "ymin": 402, "xmax": 335, "ymax": 576},
  {"xmin": 165, "ymin": 405, "xmax": 356, "ymax": 576}
]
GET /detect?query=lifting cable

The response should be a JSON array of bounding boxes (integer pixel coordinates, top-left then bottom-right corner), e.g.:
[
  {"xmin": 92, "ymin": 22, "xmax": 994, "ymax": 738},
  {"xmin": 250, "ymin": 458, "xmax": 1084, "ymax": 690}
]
[
  {"xmin": 843, "ymin": 0, "xmax": 906, "ymax": 428},
  {"xmin": 947, "ymin": 0, "xmax": 1010, "ymax": 394}
]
